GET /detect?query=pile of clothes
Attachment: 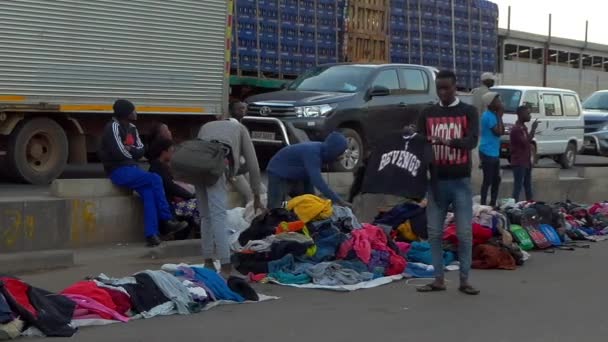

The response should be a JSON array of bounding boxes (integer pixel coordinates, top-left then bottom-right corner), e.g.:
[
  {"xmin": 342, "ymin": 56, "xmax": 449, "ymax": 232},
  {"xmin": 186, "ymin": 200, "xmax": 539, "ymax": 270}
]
[
  {"xmin": 233, "ymin": 194, "xmax": 406, "ymax": 286},
  {"xmin": 0, "ymin": 265, "xmax": 262, "ymax": 339}
]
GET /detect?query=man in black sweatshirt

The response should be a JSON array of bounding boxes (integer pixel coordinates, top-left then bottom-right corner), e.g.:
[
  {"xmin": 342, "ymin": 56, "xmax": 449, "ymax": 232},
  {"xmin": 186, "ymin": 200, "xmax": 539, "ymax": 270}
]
[
  {"xmin": 98, "ymin": 99, "xmax": 187, "ymax": 247},
  {"xmin": 415, "ymin": 70, "xmax": 480, "ymax": 296}
]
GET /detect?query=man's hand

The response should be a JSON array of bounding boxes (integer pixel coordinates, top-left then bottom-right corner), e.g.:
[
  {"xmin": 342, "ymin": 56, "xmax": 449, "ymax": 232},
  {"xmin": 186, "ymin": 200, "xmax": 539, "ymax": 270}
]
[
  {"xmin": 531, "ymin": 119, "xmax": 540, "ymax": 132},
  {"xmin": 338, "ymin": 200, "xmax": 353, "ymax": 208},
  {"xmin": 253, "ymin": 194, "xmax": 266, "ymax": 213}
]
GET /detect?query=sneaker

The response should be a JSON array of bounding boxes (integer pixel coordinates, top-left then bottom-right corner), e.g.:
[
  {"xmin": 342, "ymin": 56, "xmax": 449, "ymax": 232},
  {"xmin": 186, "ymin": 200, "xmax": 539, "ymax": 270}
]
[
  {"xmin": 146, "ymin": 235, "xmax": 162, "ymax": 247},
  {"xmin": 161, "ymin": 220, "xmax": 189, "ymax": 238}
]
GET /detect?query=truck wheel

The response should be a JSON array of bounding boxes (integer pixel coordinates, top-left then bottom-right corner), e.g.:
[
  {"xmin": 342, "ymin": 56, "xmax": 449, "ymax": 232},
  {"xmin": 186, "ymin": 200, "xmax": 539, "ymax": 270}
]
[
  {"xmin": 8, "ymin": 118, "xmax": 68, "ymax": 184},
  {"xmin": 559, "ymin": 142, "xmax": 577, "ymax": 169},
  {"xmin": 332, "ymin": 128, "xmax": 363, "ymax": 172}
]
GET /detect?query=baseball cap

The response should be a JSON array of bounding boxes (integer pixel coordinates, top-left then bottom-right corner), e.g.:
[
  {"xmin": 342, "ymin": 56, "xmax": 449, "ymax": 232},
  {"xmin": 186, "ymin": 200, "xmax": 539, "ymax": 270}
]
[
  {"xmin": 481, "ymin": 72, "xmax": 496, "ymax": 81},
  {"xmin": 482, "ymin": 91, "xmax": 500, "ymax": 108}
]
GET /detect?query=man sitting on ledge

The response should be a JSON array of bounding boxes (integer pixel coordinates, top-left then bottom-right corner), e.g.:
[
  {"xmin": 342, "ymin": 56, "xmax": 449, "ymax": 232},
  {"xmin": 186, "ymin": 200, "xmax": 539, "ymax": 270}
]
[{"xmin": 98, "ymin": 99, "xmax": 188, "ymax": 247}]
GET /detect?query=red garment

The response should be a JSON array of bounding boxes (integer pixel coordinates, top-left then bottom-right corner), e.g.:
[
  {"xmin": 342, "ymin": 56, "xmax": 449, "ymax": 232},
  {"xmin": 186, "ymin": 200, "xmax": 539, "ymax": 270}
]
[
  {"xmin": 472, "ymin": 244, "xmax": 517, "ymax": 270},
  {"xmin": 100, "ymin": 288, "xmax": 131, "ymax": 315},
  {"xmin": 443, "ymin": 223, "xmax": 492, "ymax": 246},
  {"xmin": 337, "ymin": 224, "xmax": 406, "ymax": 276},
  {"xmin": 0, "ymin": 277, "xmax": 36, "ymax": 316},
  {"xmin": 61, "ymin": 281, "xmax": 117, "ymax": 319}
]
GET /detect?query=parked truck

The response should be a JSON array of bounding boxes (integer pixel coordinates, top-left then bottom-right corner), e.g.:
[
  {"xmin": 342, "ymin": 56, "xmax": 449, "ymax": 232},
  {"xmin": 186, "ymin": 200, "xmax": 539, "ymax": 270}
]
[{"xmin": 0, "ymin": 0, "xmax": 231, "ymax": 184}]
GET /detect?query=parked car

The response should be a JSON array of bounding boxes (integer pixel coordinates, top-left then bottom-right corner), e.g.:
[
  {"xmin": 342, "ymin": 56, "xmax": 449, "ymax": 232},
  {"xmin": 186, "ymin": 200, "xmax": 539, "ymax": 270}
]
[
  {"xmin": 242, "ymin": 63, "xmax": 438, "ymax": 172},
  {"xmin": 582, "ymin": 90, "xmax": 608, "ymax": 156},
  {"xmin": 492, "ymin": 86, "xmax": 584, "ymax": 169}
]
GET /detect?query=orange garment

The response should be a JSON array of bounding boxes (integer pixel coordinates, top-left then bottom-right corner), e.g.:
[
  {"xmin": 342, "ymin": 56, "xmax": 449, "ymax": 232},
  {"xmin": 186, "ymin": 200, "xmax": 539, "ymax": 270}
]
[{"xmin": 275, "ymin": 221, "xmax": 306, "ymax": 234}]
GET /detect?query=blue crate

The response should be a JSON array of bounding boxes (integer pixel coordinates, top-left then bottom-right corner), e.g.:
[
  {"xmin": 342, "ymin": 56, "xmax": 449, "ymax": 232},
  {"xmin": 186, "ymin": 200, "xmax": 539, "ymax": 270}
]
[
  {"xmin": 318, "ymin": 45, "xmax": 337, "ymax": 57},
  {"xmin": 236, "ymin": 36, "xmax": 257, "ymax": 50},
  {"xmin": 236, "ymin": 0, "xmax": 257, "ymax": 18},
  {"xmin": 299, "ymin": 43, "xmax": 316, "ymax": 57},
  {"xmin": 317, "ymin": 31, "xmax": 336, "ymax": 44},
  {"xmin": 260, "ymin": 34, "xmax": 278, "ymax": 47},
  {"xmin": 259, "ymin": 21, "xmax": 278, "ymax": 39}
]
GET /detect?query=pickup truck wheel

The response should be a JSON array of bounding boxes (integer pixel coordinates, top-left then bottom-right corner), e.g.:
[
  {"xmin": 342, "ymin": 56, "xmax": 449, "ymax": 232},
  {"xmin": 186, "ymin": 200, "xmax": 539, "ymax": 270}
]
[
  {"xmin": 332, "ymin": 128, "xmax": 363, "ymax": 172},
  {"xmin": 559, "ymin": 142, "xmax": 577, "ymax": 169},
  {"xmin": 7, "ymin": 118, "xmax": 68, "ymax": 184}
]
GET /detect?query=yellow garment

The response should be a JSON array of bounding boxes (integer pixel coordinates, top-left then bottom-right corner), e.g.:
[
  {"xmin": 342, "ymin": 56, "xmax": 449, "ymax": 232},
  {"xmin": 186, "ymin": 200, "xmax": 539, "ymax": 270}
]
[
  {"xmin": 397, "ymin": 221, "xmax": 418, "ymax": 242},
  {"xmin": 286, "ymin": 195, "xmax": 333, "ymax": 223}
]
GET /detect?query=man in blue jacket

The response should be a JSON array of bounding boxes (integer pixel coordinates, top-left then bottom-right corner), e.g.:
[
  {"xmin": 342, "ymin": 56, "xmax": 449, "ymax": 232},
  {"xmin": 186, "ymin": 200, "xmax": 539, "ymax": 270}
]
[
  {"xmin": 99, "ymin": 99, "xmax": 188, "ymax": 247},
  {"xmin": 266, "ymin": 132, "xmax": 350, "ymax": 208}
]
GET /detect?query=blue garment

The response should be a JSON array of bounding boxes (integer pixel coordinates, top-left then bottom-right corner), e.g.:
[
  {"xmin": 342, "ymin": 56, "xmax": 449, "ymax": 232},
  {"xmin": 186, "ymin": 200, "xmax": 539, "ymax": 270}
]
[
  {"xmin": 306, "ymin": 220, "xmax": 346, "ymax": 263},
  {"xmin": 189, "ymin": 267, "xmax": 244, "ymax": 302},
  {"xmin": 267, "ymin": 132, "xmax": 347, "ymax": 203},
  {"xmin": 268, "ymin": 254, "xmax": 314, "ymax": 284},
  {"xmin": 110, "ymin": 165, "xmax": 173, "ymax": 237},
  {"xmin": 427, "ymin": 178, "xmax": 473, "ymax": 280},
  {"xmin": 479, "ymin": 110, "xmax": 500, "ymax": 157},
  {"xmin": 405, "ymin": 263, "xmax": 436, "ymax": 278}
]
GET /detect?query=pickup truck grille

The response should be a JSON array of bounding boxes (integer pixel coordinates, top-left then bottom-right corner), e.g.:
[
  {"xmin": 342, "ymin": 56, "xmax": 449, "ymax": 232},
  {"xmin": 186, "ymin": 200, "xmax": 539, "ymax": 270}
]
[{"xmin": 247, "ymin": 103, "xmax": 296, "ymax": 117}]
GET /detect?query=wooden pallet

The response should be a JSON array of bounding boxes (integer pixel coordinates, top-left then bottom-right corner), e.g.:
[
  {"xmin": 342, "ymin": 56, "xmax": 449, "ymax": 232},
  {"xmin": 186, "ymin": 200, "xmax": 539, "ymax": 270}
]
[{"xmin": 345, "ymin": 0, "xmax": 389, "ymax": 63}]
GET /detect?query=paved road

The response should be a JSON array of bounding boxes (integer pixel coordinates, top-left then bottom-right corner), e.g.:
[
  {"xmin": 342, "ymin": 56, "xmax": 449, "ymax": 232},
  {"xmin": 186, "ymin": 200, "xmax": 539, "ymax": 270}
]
[
  {"xmin": 1, "ymin": 155, "xmax": 607, "ymax": 197},
  {"xmin": 20, "ymin": 241, "xmax": 608, "ymax": 342}
]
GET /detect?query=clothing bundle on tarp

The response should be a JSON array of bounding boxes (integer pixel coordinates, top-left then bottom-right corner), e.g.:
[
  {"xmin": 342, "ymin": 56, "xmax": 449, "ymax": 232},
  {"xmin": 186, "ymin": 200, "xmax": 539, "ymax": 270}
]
[
  {"xmin": 0, "ymin": 264, "xmax": 271, "ymax": 339},
  {"xmin": 0, "ymin": 276, "xmax": 76, "ymax": 338},
  {"xmin": 374, "ymin": 202, "xmax": 428, "ymax": 240},
  {"xmin": 234, "ymin": 195, "xmax": 403, "ymax": 288}
]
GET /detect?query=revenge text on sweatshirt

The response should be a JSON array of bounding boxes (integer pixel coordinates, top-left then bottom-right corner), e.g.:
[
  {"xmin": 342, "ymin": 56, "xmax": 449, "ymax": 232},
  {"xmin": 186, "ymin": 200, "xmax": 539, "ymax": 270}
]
[
  {"xmin": 98, "ymin": 120, "xmax": 145, "ymax": 175},
  {"xmin": 416, "ymin": 99, "xmax": 479, "ymax": 180}
]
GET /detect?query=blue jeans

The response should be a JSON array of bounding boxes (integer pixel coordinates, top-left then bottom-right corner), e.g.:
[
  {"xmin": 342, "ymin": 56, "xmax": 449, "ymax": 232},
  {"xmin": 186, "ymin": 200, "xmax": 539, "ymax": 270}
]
[
  {"xmin": 267, "ymin": 173, "xmax": 314, "ymax": 209},
  {"xmin": 427, "ymin": 178, "xmax": 473, "ymax": 280},
  {"xmin": 196, "ymin": 174, "xmax": 230, "ymax": 264},
  {"xmin": 512, "ymin": 166, "xmax": 533, "ymax": 202},
  {"xmin": 110, "ymin": 166, "xmax": 173, "ymax": 238}
]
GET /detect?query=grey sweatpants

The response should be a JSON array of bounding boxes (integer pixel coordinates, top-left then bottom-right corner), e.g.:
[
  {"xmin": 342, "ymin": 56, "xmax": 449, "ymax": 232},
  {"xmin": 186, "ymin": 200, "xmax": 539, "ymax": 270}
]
[{"xmin": 195, "ymin": 173, "xmax": 230, "ymax": 264}]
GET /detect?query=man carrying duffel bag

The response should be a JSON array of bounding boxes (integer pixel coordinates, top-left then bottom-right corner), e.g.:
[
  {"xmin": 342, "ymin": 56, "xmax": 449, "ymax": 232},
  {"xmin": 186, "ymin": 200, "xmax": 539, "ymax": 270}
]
[{"xmin": 172, "ymin": 118, "xmax": 265, "ymax": 277}]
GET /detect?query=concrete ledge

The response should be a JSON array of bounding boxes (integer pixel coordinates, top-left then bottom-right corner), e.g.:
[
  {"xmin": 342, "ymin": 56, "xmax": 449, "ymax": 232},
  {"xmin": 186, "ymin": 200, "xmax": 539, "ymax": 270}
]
[
  {"xmin": 0, "ymin": 250, "xmax": 74, "ymax": 274},
  {"xmin": 578, "ymin": 167, "xmax": 607, "ymax": 179},
  {"xmin": 51, "ymin": 178, "xmax": 132, "ymax": 198}
]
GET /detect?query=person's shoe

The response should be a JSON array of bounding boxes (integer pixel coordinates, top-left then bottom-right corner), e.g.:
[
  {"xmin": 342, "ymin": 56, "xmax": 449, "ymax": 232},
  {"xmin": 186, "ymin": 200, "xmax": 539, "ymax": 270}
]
[
  {"xmin": 161, "ymin": 220, "xmax": 189, "ymax": 238},
  {"xmin": 146, "ymin": 235, "xmax": 162, "ymax": 247}
]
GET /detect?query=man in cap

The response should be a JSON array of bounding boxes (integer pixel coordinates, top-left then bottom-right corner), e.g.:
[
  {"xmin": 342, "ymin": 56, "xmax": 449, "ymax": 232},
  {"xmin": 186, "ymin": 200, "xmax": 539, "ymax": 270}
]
[
  {"xmin": 478, "ymin": 92, "xmax": 505, "ymax": 207},
  {"xmin": 99, "ymin": 99, "xmax": 188, "ymax": 247},
  {"xmin": 471, "ymin": 73, "xmax": 497, "ymax": 172}
]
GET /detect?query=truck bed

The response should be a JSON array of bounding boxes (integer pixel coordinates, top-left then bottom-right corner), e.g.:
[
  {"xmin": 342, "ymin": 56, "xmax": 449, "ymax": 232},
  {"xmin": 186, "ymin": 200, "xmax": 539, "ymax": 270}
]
[{"xmin": 0, "ymin": 0, "xmax": 228, "ymax": 115}]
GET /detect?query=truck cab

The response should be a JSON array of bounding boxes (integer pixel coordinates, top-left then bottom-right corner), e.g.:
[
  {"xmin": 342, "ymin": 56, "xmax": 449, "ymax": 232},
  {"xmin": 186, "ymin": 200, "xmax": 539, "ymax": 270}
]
[{"xmin": 242, "ymin": 63, "xmax": 438, "ymax": 171}]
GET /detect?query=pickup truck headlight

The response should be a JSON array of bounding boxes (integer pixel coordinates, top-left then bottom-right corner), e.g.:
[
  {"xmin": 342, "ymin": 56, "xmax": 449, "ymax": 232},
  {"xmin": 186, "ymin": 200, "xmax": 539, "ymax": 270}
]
[{"xmin": 295, "ymin": 104, "xmax": 336, "ymax": 118}]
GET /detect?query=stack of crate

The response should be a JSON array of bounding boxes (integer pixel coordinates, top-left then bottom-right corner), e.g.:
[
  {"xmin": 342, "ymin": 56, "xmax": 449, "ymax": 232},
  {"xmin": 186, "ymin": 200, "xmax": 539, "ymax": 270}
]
[
  {"xmin": 389, "ymin": 0, "xmax": 498, "ymax": 89},
  {"xmin": 232, "ymin": 0, "xmax": 346, "ymax": 77}
]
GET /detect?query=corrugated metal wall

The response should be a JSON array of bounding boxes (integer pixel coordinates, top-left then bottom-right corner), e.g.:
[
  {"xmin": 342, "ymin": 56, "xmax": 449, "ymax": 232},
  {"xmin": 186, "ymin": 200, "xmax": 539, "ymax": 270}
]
[{"xmin": 0, "ymin": 0, "xmax": 227, "ymax": 114}]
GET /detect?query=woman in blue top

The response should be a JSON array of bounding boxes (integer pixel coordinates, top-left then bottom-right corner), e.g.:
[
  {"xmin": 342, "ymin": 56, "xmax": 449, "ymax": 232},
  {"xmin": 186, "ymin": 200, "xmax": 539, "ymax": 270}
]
[{"xmin": 479, "ymin": 92, "xmax": 505, "ymax": 207}]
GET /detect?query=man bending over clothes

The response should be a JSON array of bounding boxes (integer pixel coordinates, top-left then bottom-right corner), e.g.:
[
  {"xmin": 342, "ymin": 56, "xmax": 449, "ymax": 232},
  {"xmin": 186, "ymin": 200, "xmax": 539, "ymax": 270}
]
[
  {"xmin": 98, "ymin": 99, "xmax": 188, "ymax": 247},
  {"xmin": 266, "ymin": 132, "xmax": 351, "ymax": 209}
]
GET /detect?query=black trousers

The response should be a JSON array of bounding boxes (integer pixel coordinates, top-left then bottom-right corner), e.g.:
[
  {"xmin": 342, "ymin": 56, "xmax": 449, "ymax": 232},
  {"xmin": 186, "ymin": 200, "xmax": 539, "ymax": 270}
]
[{"xmin": 479, "ymin": 152, "xmax": 501, "ymax": 207}]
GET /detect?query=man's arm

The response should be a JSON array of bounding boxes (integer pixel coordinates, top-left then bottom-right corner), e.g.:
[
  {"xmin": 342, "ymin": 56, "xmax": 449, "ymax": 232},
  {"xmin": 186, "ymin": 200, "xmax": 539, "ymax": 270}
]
[
  {"xmin": 239, "ymin": 125, "xmax": 262, "ymax": 196},
  {"xmin": 104, "ymin": 121, "xmax": 133, "ymax": 161},
  {"xmin": 303, "ymin": 157, "xmax": 343, "ymax": 204},
  {"xmin": 509, "ymin": 126, "xmax": 526, "ymax": 150},
  {"xmin": 130, "ymin": 127, "xmax": 145, "ymax": 161},
  {"xmin": 490, "ymin": 113, "xmax": 505, "ymax": 137},
  {"xmin": 448, "ymin": 106, "xmax": 479, "ymax": 150}
]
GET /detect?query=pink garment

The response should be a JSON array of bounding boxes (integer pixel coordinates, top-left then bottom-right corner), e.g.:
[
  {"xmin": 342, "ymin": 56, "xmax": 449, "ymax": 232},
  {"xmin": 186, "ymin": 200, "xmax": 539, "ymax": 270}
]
[
  {"xmin": 589, "ymin": 203, "xmax": 608, "ymax": 215},
  {"xmin": 338, "ymin": 224, "xmax": 406, "ymax": 276},
  {"xmin": 395, "ymin": 242, "xmax": 411, "ymax": 255},
  {"xmin": 64, "ymin": 294, "xmax": 129, "ymax": 323}
]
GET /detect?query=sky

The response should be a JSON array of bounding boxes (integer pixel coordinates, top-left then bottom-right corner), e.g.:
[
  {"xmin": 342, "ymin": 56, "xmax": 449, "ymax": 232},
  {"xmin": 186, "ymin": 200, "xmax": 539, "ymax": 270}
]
[{"xmin": 494, "ymin": 0, "xmax": 607, "ymax": 45}]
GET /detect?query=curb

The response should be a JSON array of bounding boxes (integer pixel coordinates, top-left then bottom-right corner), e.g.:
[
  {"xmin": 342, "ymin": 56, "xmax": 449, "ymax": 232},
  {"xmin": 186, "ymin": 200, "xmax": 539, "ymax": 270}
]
[
  {"xmin": 146, "ymin": 239, "xmax": 201, "ymax": 259},
  {"xmin": 0, "ymin": 250, "xmax": 74, "ymax": 274}
]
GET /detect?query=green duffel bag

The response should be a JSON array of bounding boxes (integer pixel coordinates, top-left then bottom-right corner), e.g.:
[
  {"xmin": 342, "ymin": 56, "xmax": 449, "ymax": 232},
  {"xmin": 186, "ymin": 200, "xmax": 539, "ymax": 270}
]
[
  {"xmin": 510, "ymin": 224, "xmax": 535, "ymax": 251},
  {"xmin": 171, "ymin": 139, "xmax": 226, "ymax": 186}
]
